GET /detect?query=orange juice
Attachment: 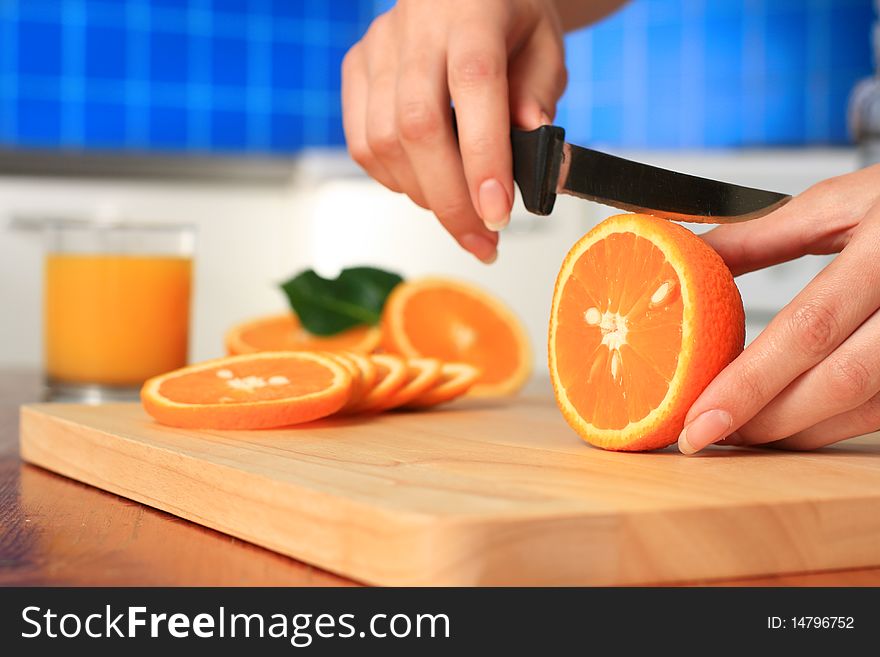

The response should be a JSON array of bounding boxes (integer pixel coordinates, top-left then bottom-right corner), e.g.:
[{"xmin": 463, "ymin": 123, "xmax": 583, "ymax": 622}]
[{"xmin": 44, "ymin": 254, "xmax": 192, "ymax": 386}]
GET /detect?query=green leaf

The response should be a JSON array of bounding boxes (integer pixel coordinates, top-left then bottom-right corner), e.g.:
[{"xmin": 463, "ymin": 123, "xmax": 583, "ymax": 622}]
[{"xmin": 280, "ymin": 266, "xmax": 404, "ymax": 336}]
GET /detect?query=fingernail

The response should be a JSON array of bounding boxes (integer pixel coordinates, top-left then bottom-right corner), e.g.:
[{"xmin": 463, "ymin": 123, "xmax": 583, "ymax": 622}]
[
  {"xmin": 539, "ymin": 111, "xmax": 551, "ymax": 125},
  {"xmin": 460, "ymin": 232, "xmax": 498, "ymax": 264},
  {"xmin": 678, "ymin": 409, "xmax": 733, "ymax": 455},
  {"xmin": 478, "ymin": 179, "xmax": 510, "ymax": 231}
]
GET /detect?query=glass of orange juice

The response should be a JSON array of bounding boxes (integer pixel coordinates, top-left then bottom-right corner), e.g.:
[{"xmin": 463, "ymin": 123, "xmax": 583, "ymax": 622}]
[{"xmin": 43, "ymin": 221, "xmax": 195, "ymax": 402}]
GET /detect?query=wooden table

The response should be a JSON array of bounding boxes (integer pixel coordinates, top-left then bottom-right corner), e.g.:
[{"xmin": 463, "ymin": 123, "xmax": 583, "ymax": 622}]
[{"xmin": 2, "ymin": 369, "xmax": 879, "ymax": 586}]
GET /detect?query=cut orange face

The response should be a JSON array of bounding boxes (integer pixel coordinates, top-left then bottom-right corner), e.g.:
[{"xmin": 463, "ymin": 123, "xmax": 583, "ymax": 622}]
[
  {"xmin": 225, "ymin": 313, "xmax": 381, "ymax": 355},
  {"xmin": 407, "ymin": 363, "xmax": 480, "ymax": 408},
  {"xmin": 381, "ymin": 278, "xmax": 531, "ymax": 397},
  {"xmin": 141, "ymin": 351, "xmax": 352, "ymax": 429},
  {"xmin": 374, "ymin": 358, "xmax": 443, "ymax": 411},
  {"xmin": 549, "ymin": 214, "xmax": 745, "ymax": 451},
  {"xmin": 347, "ymin": 354, "xmax": 409, "ymax": 414}
]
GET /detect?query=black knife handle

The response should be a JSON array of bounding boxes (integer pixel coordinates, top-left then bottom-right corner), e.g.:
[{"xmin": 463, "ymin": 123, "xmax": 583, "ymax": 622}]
[
  {"xmin": 451, "ymin": 109, "xmax": 565, "ymax": 216},
  {"xmin": 511, "ymin": 124, "xmax": 565, "ymax": 215}
]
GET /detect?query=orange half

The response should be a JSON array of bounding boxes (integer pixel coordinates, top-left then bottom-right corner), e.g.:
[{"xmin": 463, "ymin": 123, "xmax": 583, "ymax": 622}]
[
  {"xmin": 141, "ymin": 351, "xmax": 353, "ymax": 429},
  {"xmin": 548, "ymin": 214, "xmax": 744, "ymax": 451},
  {"xmin": 225, "ymin": 313, "xmax": 381, "ymax": 355},
  {"xmin": 381, "ymin": 278, "xmax": 531, "ymax": 396}
]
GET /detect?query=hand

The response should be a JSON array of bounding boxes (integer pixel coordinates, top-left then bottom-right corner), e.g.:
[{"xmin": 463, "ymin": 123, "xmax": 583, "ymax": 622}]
[
  {"xmin": 341, "ymin": 0, "xmax": 568, "ymax": 263},
  {"xmin": 678, "ymin": 164, "xmax": 880, "ymax": 454}
]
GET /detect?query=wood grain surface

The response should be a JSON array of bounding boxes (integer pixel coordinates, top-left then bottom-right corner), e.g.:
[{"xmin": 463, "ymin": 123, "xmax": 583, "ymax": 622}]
[{"xmin": 18, "ymin": 393, "xmax": 880, "ymax": 586}]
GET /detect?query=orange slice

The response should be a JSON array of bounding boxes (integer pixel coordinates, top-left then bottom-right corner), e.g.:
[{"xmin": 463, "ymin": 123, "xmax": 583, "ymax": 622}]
[
  {"xmin": 340, "ymin": 351, "xmax": 378, "ymax": 407},
  {"xmin": 225, "ymin": 313, "xmax": 381, "ymax": 355},
  {"xmin": 344, "ymin": 351, "xmax": 378, "ymax": 389},
  {"xmin": 548, "ymin": 213, "xmax": 745, "ymax": 451},
  {"xmin": 374, "ymin": 358, "xmax": 443, "ymax": 411},
  {"xmin": 407, "ymin": 363, "xmax": 480, "ymax": 408},
  {"xmin": 348, "ymin": 354, "xmax": 409, "ymax": 413},
  {"xmin": 324, "ymin": 352, "xmax": 365, "ymax": 411},
  {"xmin": 141, "ymin": 351, "xmax": 352, "ymax": 429},
  {"xmin": 381, "ymin": 278, "xmax": 531, "ymax": 397}
]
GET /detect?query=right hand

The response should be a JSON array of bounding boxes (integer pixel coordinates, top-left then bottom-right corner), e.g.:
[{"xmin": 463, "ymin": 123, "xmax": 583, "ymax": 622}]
[{"xmin": 341, "ymin": 0, "xmax": 568, "ymax": 263}]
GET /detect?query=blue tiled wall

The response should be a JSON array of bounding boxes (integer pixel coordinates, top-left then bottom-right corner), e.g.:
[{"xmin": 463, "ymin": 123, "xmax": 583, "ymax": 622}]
[
  {"xmin": 558, "ymin": 0, "xmax": 876, "ymax": 148},
  {"xmin": 0, "ymin": 0, "xmax": 874, "ymax": 154}
]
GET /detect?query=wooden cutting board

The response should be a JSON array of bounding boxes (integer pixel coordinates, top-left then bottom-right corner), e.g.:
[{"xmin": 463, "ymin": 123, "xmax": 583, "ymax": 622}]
[{"xmin": 19, "ymin": 391, "xmax": 880, "ymax": 586}]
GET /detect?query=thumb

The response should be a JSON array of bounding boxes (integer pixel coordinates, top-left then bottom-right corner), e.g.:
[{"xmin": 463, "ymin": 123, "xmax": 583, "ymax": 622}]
[{"xmin": 507, "ymin": 22, "xmax": 567, "ymax": 129}]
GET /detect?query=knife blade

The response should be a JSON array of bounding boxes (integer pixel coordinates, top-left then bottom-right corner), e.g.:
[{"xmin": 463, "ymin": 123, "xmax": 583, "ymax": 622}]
[{"xmin": 511, "ymin": 124, "xmax": 791, "ymax": 222}]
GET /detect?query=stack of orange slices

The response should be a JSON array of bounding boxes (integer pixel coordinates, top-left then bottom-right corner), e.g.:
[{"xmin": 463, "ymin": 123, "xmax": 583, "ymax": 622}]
[{"xmin": 141, "ymin": 350, "xmax": 480, "ymax": 429}]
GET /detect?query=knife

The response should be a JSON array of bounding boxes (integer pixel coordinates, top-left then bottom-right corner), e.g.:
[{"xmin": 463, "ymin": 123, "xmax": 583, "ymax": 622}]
[{"xmin": 511, "ymin": 124, "xmax": 791, "ymax": 222}]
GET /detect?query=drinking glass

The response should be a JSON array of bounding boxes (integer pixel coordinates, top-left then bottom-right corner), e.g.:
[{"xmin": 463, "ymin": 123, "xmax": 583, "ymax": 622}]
[{"xmin": 43, "ymin": 221, "xmax": 195, "ymax": 402}]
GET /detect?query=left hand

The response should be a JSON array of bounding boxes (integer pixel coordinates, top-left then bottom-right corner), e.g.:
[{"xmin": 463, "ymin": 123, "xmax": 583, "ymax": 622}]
[{"xmin": 678, "ymin": 163, "xmax": 880, "ymax": 454}]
